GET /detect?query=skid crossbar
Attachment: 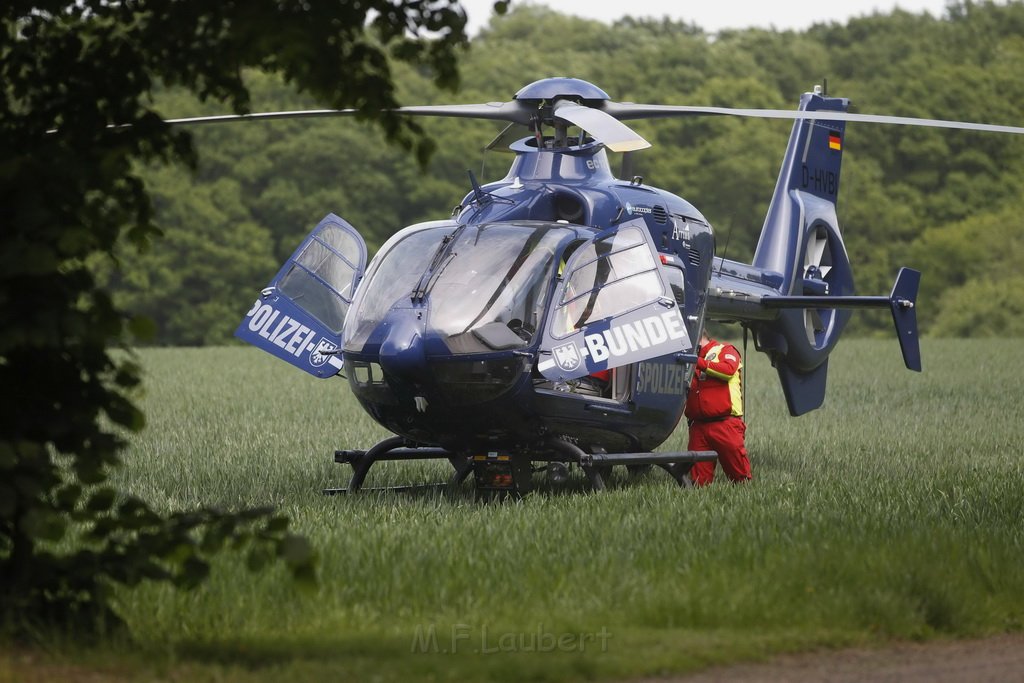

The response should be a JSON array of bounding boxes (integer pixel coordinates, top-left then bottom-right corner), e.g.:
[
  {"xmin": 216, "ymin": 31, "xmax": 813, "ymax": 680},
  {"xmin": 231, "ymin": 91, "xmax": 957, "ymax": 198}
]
[{"xmin": 326, "ymin": 435, "xmax": 719, "ymax": 494}]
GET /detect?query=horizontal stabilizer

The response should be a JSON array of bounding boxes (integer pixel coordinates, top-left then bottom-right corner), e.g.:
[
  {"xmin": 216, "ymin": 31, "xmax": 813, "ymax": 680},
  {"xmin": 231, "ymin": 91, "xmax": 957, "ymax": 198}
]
[{"xmin": 758, "ymin": 266, "xmax": 922, "ymax": 372}]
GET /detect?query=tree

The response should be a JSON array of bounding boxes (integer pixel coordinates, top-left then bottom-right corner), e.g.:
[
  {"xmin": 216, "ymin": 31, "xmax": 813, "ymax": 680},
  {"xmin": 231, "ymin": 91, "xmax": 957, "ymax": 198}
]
[
  {"xmin": 909, "ymin": 203, "xmax": 1024, "ymax": 336},
  {"xmin": 97, "ymin": 167, "xmax": 281, "ymax": 345},
  {"xmin": 0, "ymin": 0, "xmax": 495, "ymax": 633}
]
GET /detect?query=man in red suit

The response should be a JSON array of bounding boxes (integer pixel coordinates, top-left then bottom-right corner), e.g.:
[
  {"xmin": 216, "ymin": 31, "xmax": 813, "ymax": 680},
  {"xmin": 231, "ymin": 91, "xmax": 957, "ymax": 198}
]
[{"xmin": 685, "ymin": 330, "xmax": 751, "ymax": 485}]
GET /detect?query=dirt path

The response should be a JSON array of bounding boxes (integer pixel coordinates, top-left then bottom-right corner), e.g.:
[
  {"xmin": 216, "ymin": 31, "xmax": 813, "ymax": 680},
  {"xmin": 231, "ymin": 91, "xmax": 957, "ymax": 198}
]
[
  {"xmin": 4, "ymin": 634, "xmax": 1024, "ymax": 682},
  {"xmin": 640, "ymin": 634, "xmax": 1024, "ymax": 683}
]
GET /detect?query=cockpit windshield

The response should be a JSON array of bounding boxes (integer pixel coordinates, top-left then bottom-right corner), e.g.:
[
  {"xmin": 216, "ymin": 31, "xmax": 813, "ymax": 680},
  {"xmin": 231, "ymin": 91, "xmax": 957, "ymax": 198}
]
[
  {"xmin": 344, "ymin": 222, "xmax": 575, "ymax": 354},
  {"xmin": 428, "ymin": 224, "xmax": 572, "ymax": 353}
]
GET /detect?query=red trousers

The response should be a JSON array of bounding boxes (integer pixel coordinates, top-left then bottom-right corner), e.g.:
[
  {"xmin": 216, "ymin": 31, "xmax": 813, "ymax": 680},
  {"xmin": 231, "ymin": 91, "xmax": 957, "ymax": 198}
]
[{"xmin": 688, "ymin": 416, "xmax": 751, "ymax": 485}]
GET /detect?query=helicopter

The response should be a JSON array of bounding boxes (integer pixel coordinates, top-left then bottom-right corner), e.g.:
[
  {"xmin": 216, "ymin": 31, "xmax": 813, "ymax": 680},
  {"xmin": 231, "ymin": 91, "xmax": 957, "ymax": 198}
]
[{"xmin": 207, "ymin": 76, "xmax": 1022, "ymax": 497}]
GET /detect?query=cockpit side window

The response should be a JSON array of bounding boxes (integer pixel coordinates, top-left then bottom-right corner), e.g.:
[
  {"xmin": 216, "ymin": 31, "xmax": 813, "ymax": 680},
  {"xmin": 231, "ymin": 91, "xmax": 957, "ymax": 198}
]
[
  {"xmin": 550, "ymin": 226, "xmax": 664, "ymax": 338},
  {"xmin": 663, "ymin": 264, "xmax": 685, "ymax": 306},
  {"xmin": 277, "ymin": 223, "xmax": 361, "ymax": 334},
  {"xmin": 662, "ymin": 262, "xmax": 697, "ymax": 341}
]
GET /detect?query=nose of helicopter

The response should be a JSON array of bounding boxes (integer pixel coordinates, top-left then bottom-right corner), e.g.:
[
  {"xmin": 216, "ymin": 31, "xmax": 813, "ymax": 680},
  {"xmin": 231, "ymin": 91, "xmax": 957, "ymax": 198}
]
[{"xmin": 377, "ymin": 309, "xmax": 428, "ymax": 385}]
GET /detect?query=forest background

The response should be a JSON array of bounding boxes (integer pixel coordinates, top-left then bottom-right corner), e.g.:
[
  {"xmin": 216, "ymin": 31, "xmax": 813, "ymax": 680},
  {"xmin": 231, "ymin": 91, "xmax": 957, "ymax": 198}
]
[{"xmin": 96, "ymin": 1, "xmax": 1024, "ymax": 345}]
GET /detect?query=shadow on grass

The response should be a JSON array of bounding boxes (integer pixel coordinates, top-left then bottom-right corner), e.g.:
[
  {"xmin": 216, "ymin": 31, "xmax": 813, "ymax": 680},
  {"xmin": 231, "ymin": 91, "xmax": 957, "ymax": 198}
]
[
  {"xmin": 173, "ymin": 630, "xmax": 618, "ymax": 683},
  {"xmin": 322, "ymin": 463, "xmax": 683, "ymax": 504},
  {"xmin": 177, "ymin": 633, "xmax": 406, "ymax": 668}
]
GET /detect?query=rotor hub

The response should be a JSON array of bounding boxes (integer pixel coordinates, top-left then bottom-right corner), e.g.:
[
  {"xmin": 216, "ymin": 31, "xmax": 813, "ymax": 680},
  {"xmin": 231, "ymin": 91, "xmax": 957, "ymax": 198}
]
[{"xmin": 514, "ymin": 77, "xmax": 610, "ymax": 104}]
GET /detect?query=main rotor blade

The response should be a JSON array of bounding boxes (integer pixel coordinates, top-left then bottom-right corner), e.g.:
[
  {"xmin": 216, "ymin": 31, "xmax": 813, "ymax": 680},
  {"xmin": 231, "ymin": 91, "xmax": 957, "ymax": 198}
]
[
  {"xmin": 601, "ymin": 102, "xmax": 1024, "ymax": 135},
  {"xmin": 484, "ymin": 122, "xmax": 533, "ymax": 152},
  {"xmin": 162, "ymin": 98, "xmax": 1024, "ymax": 137},
  {"xmin": 164, "ymin": 100, "xmax": 536, "ymax": 127},
  {"xmin": 164, "ymin": 109, "xmax": 356, "ymax": 126},
  {"xmin": 552, "ymin": 100, "xmax": 651, "ymax": 152},
  {"xmin": 394, "ymin": 101, "xmax": 535, "ymax": 124}
]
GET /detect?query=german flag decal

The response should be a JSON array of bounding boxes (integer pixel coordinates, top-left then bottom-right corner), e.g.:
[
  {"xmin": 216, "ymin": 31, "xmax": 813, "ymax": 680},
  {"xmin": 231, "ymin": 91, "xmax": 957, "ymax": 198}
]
[{"xmin": 828, "ymin": 132, "xmax": 842, "ymax": 151}]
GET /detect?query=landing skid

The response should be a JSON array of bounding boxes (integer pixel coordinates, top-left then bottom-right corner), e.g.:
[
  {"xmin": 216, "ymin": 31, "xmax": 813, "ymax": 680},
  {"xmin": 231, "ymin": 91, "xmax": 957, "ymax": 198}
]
[
  {"xmin": 323, "ymin": 483, "xmax": 449, "ymax": 495},
  {"xmin": 326, "ymin": 435, "xmax": 717, "ymax": 497}
]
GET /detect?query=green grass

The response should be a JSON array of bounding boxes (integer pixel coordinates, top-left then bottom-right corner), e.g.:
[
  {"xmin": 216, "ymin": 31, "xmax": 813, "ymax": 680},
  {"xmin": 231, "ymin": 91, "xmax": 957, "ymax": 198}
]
[{"xmin": 31, "ymin": 340, "xmax": 1024, "ymax": 680}]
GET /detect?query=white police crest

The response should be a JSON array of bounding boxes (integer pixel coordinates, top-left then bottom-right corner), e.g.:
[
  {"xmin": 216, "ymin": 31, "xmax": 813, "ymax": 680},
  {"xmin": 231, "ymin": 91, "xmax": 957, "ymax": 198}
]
[
  {"xmin": 552, "ymin": 342, "xmax": 582, "ymax": 372},
  {"xmin": 310, "ymin": 339, "xmax": 338, "ymax": 367}
]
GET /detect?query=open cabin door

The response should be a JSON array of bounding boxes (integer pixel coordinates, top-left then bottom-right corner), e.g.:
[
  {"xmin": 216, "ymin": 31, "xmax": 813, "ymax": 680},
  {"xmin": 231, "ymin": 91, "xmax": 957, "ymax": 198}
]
[
  {"xmin": 235, "ymin": 213, "xmax": 367, "ymax": 378},
  {"xmin": 537, "ymin": 219, "xmax": 693, "ymax": 382}
]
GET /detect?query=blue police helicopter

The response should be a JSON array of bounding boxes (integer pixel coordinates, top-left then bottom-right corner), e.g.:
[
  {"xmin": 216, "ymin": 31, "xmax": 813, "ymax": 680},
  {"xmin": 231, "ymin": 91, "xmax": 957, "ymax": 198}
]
[{"xmin": 197, "ymin": 77, "xmax": 1021, "ymax": 496}]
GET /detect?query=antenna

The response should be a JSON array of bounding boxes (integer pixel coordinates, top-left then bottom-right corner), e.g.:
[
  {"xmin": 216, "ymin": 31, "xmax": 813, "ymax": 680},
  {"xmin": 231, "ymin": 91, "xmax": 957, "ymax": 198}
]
[
  {"xmin": 620, "ymin": 151, "xmax": 634, "ymax": 180},
  {"xmin": 742, "ymin": 324, "xmax": 750, "ymax": 427},
  {"xmin": 467, "ymin": 169, "xmax": 489, "ymax": 205},
  {"xmin": 716, "ymin": 222, "xmax": 734, "ymax": 276}
]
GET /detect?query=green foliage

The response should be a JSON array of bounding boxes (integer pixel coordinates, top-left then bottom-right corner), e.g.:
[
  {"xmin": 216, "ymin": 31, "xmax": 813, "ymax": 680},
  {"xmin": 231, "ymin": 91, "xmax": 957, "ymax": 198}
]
[
  {"xmin": 98, "ymin": 1, "xmax": 1024, "ymax": 343},
  {"xmin": 929, "ymin": 276, "xmax": 1024, "ymax": 336},
  {"xmin": 0, "ymin": 0, "xmax": 474, "ymax": 634},
  {"xmin": 96, "ymin": 166, "xmax": 281, "ymax": 345},
  {"xmin": 909, "ymin": 203, "xmax": 1024, "ymax": 335}
]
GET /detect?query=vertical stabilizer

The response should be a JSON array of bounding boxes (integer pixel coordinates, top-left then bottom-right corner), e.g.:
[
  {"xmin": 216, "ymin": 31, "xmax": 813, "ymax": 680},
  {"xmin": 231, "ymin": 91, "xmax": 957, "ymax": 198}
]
[
  {"xmin": 752, "ymin": 89, "xmax": 854, "ymax": 415},
  {"xmin": 753, "ymin": 89, "xmax": 851, "ymax": 287}
]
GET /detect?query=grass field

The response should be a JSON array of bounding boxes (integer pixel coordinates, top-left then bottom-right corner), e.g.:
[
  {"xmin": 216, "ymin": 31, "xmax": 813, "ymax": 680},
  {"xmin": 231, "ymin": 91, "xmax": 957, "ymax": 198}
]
[{"xmin": 14, "ymin": 339, "xmax": 1024, "ymax": 681}]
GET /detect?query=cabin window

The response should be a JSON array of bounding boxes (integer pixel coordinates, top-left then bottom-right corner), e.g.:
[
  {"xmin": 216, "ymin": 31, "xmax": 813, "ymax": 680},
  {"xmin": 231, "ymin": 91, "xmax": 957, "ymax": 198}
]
[
  {"xmin": 278, "ymin": 221, "xmax": 361, "ymax": 333},
  {"xmin": 429, "ymin": 224, "xmax": 572, "ymax": 353},
  {"xmin": 550, "ymin": 226, "xmax": 663, "ymax": 337}
]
